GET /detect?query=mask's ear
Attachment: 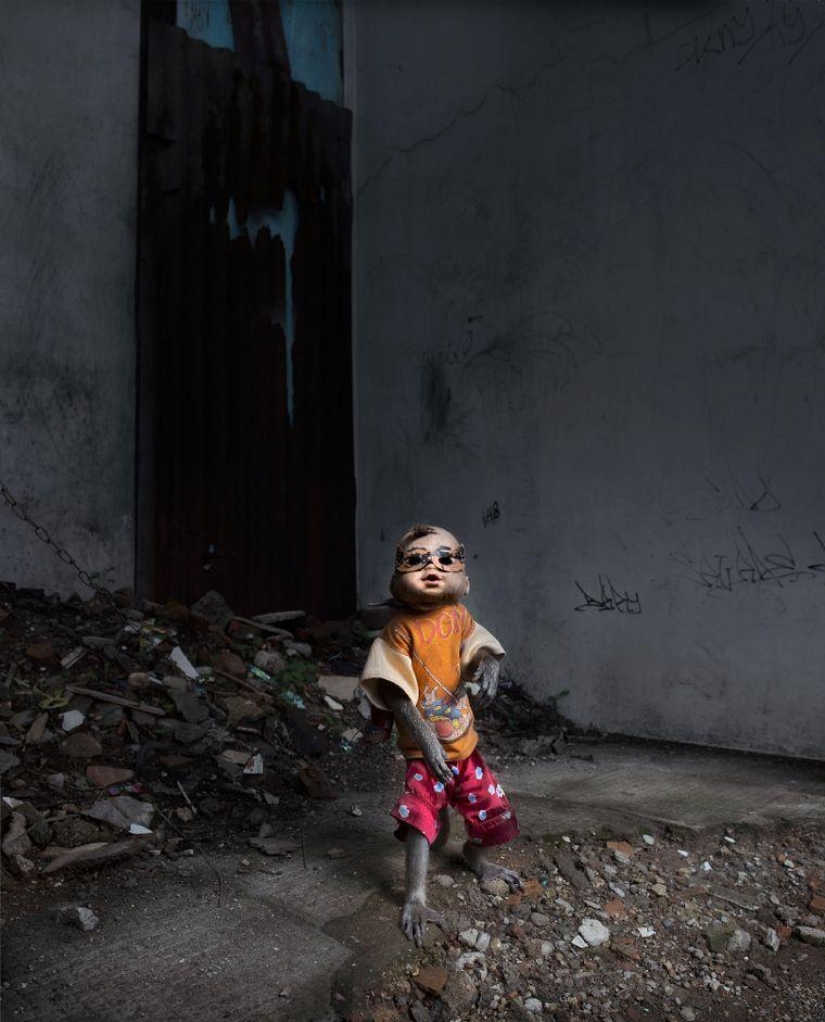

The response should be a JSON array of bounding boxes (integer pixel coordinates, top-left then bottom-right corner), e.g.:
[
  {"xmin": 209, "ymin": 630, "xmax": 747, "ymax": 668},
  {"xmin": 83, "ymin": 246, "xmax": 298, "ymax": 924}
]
[{"xmin": 462, "ymin": 575, "xmax": 470, "ymax": 597}]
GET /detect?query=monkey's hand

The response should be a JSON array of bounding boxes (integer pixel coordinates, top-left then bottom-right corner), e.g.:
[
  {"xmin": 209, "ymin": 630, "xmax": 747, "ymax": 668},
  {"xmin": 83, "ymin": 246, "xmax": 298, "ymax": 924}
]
[
  {"xmin": 417, "ymin": 728, "xmax": 455, "ymax": 787},
  {"xmin": 401, "ymin": 901, "xmax": 446, "ymax": 946},
  {"xmin": 468, "ymin": 654, "xmax": 500, "ymax": 709},
  {"xmin": 379, "ymin": 680, "xmax": 454, "ymax": 786}
]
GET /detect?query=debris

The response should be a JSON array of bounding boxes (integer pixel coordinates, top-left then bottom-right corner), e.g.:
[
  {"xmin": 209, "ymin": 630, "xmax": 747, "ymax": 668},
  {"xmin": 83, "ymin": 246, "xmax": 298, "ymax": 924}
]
[
  {"xmin": 578, "ymin": 918, "xmax": 611, "ymax": 947},
  {"xmin": 24, "ymin": 712, "xmax": 49, "ymax": 744},
  {"xmin": 243, "ymin": 753, "xmax": 264, "ymax": 775},
  {"xmin": 43, "ymin": 837, "xmax": 147, "ymax": 874},
  {"xmin": 441, "ymin": 968, "xmax": 474, "ymax": 1009},
  {"xmin": 327, "ymin": 847, "xmax": 348, "ymax": 859},
  {"xmin": 86, "ymin": 765, "xmax": 135, "ymax": 787},
  {"xmin": 299, "ymin": 763, "xmax": 336, "ymax": 800},
  {"xmin": 222, "ymin": 696, "xmax": 264, "ymax": 729},
  {"xmin": 170, "ymin": 691, "xmax": 210, "ymax": 724},
  {"xmin": 323, "ymin": 695, "xmax": 344, "ymax": 712},
  {"xmin": 25, "ymin": 641, "xmax": 55, "ymax": 661},
  {"xmin": 60, "ymin": 646, "xmax": 86, "ymax": 669},
  {"xmin": 63, "ymin": 733, "xmax": 103, "ymax": 759},
  {"xmin": 85, "ymin": 795, "xmax": 154, "ymax": 831},
  {"xmin": 253, "ymin": 610, "xmax": 305, "ymax": 624},
  {"xmin": 553, "ymin": 849, "xmax": 589, "ymax": 891},
  {"xmin": 705, "ymin": 921, "xmax": 736, "ymax": 953},
  {"xmin": 59, "ymin": 710, "xmax": 86, "ymax": 732},
  {"xmin": 795, "ymin": 926, "xmax": 825, "ymax": 947},
  {"xmin": 190, "ymin": 590, "xmax": 234, "ymax": 629},
  {"xmin": 65, "ymin": 685, "xmax": 165, "ymax": 716},
  {"xmin": 254, "ymin": 649, "xmax": 287, "ymax": 675},
  {"xmin": 317, "ymin": 675, "xmax": 360, "ymax": 702},
  {"xmin": 213, "ymin": 650, "xmax": 246, "ymax": 679},
  {"xmin": 168, "ymin": 646, "xmax": 199, "ymax": 681},
  {"xmin": 711, "ymin": 884, "xmax": 760, "ymax": 911},
  {"xmin": 57, "ymin": 905, "xmax": 100, "ymax": 932},
  {"xmin": 50, "ymin": 818, "xmax": 102, "ymax": 848},
  {"xmin": 481, "ymin": 876, "xmax": 510, "ymax": 897},
  {"xmin": 414, "ymin": 965, "xmax": 448, "ymax": 996},
  {"xmin": 283, "ymin": 640, "xmax": 312, "ymax": 658},
  {"xmin": 2, "ymin": 813, "xmax": 31, "ymax": 857},
  {"xmin": 280, "ymin": 690, "xmax": 306, "ymax": 711},
  {"xmin": 604, "ymin": 898, "xmax": 627, "ymax": 919}
]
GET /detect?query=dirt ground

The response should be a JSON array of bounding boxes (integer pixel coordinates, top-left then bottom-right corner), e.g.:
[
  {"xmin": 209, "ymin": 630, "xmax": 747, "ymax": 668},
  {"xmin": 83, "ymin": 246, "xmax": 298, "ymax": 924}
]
[{"xmin": 1, "ymin": 583, "xmax": 824, "ymax": 1022}]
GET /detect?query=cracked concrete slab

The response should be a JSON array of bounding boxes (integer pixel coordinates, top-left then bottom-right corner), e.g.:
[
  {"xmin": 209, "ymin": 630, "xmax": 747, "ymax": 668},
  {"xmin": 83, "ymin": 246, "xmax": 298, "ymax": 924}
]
[
  {"xmin": 2, "ymin": 741, "xmax": 823, "ymax": 1020},
  {"xmin": 502, "ymin": 741, "xmax": 825, "ymax": 836}
]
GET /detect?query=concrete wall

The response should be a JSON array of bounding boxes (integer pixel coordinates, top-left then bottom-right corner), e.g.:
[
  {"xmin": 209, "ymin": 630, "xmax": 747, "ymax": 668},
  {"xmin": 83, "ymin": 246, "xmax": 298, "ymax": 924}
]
[
  {"xmin": 351, "ymin": 2, "xmax": 825, "ymax": 759},
  {"xmin": 0, "ymin": 1, "xmax": 141, "ymax": 595}
]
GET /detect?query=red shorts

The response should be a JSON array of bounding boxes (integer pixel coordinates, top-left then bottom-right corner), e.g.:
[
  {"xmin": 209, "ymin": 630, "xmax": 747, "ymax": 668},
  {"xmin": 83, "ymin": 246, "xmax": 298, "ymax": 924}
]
[{"xmin": 392, "ymin": 750, "xmax": 519, "ymax": 848}]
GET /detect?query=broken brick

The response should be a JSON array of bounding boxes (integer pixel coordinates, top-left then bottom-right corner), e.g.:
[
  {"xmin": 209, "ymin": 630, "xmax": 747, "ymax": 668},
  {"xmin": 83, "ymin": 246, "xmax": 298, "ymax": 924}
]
[
  {"xmin": 413, "ymin": 965, "xmax": 448, "ymax": 996},
  {"xmin": 85, "ymin": 766, "xmax": 135, "ymax": 787},
  {"xmin": 606, "ymin": 840, "xmax": 635, "ymax": 858},
  {"xmin": 213, "ymin": 650, "xmax": 246, "ymax": 679},
  {"xmin": 25, "ymin": 641, "xmax": 55, "ymax": 661}
]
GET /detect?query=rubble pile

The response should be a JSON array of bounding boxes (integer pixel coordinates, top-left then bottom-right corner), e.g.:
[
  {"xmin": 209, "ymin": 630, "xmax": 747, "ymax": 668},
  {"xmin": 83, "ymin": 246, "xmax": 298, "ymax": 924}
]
[
  {"xmin": 362, "ymin": 826, "xmax": 825, "ymax": 1022},
  {"xmin": 0, "ymin": 583, "xmax": 375, "ymax": 882}
]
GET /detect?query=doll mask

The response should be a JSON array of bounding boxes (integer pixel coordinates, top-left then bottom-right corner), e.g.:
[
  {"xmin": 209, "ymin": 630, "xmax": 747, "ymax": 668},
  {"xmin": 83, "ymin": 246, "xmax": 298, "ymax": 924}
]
[{"xmin": 389, "ymin": 525, "xmax": 470, "ymax": 609}]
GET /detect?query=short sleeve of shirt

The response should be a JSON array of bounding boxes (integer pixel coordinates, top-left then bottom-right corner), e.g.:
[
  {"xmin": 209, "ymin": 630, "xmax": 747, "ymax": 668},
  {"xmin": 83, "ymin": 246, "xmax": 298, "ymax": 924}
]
[
  {"xmin": 460, "ymin": 619, "xmax": 506, "ymax": 668},
  {"xmin": 359, "ymin": 620, "xmax": 419, "ymax": 709}
]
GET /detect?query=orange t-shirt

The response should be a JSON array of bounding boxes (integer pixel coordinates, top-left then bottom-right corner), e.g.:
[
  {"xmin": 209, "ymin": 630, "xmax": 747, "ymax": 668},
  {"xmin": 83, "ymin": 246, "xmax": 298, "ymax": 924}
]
[{"xmin": 360, "ymin": 602, "xmax": 505, "ymax": 761}]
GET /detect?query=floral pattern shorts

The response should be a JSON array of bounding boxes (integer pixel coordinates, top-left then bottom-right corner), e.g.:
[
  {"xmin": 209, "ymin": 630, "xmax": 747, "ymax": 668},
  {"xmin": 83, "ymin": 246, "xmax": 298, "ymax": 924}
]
[{"xmin": 392, "ymin": 749, "xmax": 519, "ymax": 847}]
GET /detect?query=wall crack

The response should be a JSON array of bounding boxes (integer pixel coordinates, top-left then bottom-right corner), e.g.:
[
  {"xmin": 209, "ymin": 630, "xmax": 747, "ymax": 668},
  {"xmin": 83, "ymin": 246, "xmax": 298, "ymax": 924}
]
[{"xmin": 357, "ymin": 49, "xmax": 572, "ymax": 198}]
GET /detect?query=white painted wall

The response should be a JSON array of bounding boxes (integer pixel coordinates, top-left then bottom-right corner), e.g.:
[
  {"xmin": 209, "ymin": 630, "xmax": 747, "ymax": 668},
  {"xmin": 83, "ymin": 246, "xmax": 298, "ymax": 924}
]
[
  {"xmin": 350, "ymin": 2, "xmax": 825, "ymax": 758},
  {"xmin": 0, "ymin": 1, "xmax": 141, "ymax": 595}
]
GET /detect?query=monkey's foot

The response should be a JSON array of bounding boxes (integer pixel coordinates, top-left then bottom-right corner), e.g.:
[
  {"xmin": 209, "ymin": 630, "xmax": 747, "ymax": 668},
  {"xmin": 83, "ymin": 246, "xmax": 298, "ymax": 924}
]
[
  {"xmin": 479, "ymin": 862, "xmax": 523, "ymax": 891},
  {"xmin": 401, "ymin": 902, "xmax": 445, "ymax": 946},
  {"xmin": 463, "ymin": 841, "xmax": 523, "ymax": 891}
]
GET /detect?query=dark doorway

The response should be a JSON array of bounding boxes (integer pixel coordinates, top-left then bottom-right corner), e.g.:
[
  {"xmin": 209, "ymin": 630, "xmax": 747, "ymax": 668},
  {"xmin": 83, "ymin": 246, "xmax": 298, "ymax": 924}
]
[{"xmin": 136, "ymin": 3, "xmax": 354, "ymax": 618}]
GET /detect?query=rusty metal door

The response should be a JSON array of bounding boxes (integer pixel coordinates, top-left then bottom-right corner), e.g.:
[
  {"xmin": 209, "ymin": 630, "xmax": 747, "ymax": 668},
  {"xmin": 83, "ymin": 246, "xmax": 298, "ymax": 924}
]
[{"xmin": 137, "ymin": 5, "xmax": 354, "ymax": 618}]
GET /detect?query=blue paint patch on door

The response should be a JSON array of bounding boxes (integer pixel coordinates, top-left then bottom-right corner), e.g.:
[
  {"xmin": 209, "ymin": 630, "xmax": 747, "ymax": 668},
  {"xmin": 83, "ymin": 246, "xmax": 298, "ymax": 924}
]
[
  {"xmin": 177, "ymin": 0, "xmax": 234, "ymax": 50},
  {"xmin": 226, "ymin": 193, "xmax": 300, "ymax": 424},
  {"xmin": 281, "ymin": 0, "xmax": 342, "ymax": 104}
]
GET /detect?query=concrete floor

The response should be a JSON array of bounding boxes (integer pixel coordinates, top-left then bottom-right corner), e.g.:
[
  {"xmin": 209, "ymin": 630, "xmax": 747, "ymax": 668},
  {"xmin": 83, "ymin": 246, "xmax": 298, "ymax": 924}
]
[{"xmin": 3, "ymin": 739, "xmax": 823, "ymax": 1021}]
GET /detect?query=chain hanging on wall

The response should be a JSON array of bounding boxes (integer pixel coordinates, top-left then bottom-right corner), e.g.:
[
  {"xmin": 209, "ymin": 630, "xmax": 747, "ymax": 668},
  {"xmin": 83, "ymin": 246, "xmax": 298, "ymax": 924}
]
[{"xmin": 0, "ymin": 478, "xmax": 122, "ymax": 611}]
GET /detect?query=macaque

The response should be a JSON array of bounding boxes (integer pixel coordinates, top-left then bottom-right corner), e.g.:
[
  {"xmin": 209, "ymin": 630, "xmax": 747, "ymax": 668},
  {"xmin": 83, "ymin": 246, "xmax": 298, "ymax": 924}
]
[{"xmin": 360, "ymin": 524, "xmax": 521, "ymax": 945}]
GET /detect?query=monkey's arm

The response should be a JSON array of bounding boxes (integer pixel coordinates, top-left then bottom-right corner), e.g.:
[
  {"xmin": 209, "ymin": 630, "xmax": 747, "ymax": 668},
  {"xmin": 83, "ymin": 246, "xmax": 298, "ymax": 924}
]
[
  {"xmin": 378, "ymin": 681, "xmax": 454, "ymax": 786},
  {"xmin": 465, "ymin": 652, "xmax": 500, "ymax": 709},
  {"xmin": 460, "ymin": 620, "xmax": 505, "ymax": 710}
]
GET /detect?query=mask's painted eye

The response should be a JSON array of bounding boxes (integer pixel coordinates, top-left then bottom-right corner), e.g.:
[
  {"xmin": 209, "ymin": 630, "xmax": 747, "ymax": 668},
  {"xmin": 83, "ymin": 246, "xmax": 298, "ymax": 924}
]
[{"xmin": 437, "ymin": 555, "xmax": 455, "ymax": 566}]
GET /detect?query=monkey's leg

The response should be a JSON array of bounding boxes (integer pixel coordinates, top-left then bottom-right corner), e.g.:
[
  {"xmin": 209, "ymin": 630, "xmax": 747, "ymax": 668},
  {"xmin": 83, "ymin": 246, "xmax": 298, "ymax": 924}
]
[
  {"xmin": 431, "ymin": 806, "xmax": 451, "ymax": 852},
  {"xmin": 401, "ymin": 829, "xmax": 445, "ymax": 945},
  {"xmin": 462, "ymin": 840, "xmax": 522, "ymax": 891}
]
